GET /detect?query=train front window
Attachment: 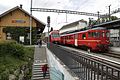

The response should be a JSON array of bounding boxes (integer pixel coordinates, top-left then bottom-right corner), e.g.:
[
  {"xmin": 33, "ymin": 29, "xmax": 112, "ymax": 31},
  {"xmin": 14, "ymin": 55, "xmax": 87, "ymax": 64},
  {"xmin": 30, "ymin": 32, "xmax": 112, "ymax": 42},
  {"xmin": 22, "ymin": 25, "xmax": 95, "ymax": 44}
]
[{"xmin": 52, "ymin": 33, "xmax": 60, "ymax": 38}]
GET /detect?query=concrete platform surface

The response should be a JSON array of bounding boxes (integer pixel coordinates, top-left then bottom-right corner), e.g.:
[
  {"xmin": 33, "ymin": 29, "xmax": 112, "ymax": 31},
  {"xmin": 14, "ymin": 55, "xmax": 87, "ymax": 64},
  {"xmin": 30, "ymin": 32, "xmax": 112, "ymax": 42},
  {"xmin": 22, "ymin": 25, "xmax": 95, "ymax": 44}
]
[
  {"xmin": 32, "ymin": 45, "xmax": 50, "ymax": 80},
  {"xmin": 110, "ymin": 47, "xmax": 120, "ymax": 53}
]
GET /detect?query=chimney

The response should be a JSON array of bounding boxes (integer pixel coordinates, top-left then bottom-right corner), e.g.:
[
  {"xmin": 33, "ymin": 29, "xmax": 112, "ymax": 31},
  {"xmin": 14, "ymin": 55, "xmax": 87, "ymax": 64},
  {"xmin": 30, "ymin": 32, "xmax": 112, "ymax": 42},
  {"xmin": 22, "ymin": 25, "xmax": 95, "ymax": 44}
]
[{"xmin": 20, "ymin": 4, "xmax": 22, "ymax": 8}]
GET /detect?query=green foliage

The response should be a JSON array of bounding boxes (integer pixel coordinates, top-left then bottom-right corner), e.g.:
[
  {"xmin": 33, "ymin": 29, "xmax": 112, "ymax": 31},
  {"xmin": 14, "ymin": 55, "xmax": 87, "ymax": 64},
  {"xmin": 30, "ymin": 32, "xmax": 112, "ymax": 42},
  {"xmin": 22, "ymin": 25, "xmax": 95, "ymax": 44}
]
[
  {"xmin": 3, "ymin": 27, "xmax": 37, "ymax": 45},
  {"xmin": 99, "ymin": 16, "xmax": 118, "ymax": 23},
  {"xmin": 110, "ymin": 16, "xmax": 118, "ymax": 20},
  {"xmin": 0, "ymin": 41, "xmax": 34, "ymax": 79},
  {"xmin": 0, "ymin": 69, "xmax": 9, "ymax": 80},
  {"xmin": 0, "ymin": 41, "xmax": 24, "ymax": 59},
  {"xmin": 89, "ymin": 16, "xmax": 119, "ymax": 26}
]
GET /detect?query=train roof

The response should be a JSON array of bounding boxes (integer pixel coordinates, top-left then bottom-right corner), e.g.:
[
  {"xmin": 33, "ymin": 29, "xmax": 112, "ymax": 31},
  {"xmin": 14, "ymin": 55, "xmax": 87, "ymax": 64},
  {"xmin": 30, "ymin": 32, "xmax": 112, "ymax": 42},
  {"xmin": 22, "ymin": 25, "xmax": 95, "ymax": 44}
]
[
  {"xmin": 60, "ymin": 27, "xmax": 107, "ymax": 36},
  {"xmin": 49, "ymin": 30, "xmax": 59, "ymax": 34},
  {"xmin": 90, "ymin": 27, "xmax": 106, "ymax": 30}
]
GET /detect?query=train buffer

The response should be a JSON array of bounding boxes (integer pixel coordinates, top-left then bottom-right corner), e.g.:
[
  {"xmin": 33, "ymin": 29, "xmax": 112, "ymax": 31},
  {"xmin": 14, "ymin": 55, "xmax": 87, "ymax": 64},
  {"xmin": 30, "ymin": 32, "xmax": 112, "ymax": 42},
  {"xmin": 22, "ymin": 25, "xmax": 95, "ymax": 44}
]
[{"xmin": 32, "ymin": 45, "xmax": 50, "ymax": 80}]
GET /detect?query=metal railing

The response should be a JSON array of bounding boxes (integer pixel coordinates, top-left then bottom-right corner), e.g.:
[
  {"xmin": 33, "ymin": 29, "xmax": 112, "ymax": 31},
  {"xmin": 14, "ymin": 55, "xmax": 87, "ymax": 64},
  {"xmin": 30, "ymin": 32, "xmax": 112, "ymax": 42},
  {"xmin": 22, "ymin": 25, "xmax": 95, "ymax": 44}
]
[{"xmin": 48, "ymin": 43, "xmax": 120, "ymax": 80}]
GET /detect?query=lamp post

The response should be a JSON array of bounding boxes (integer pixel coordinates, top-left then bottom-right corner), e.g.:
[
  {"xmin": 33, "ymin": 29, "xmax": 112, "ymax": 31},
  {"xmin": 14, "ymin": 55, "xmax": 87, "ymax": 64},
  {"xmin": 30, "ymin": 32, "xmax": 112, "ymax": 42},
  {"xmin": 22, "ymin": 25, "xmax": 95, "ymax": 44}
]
[
  {"xmin": 30, "ymin": 0, "xmax": 32, "ymax": 45},
  {"xmin": 108, "ymin": 5, "xmax": 111, "ymax": 21},
  {"xmin": 97, "ymin": 11, "xmax": 100, "ymax": 24}
]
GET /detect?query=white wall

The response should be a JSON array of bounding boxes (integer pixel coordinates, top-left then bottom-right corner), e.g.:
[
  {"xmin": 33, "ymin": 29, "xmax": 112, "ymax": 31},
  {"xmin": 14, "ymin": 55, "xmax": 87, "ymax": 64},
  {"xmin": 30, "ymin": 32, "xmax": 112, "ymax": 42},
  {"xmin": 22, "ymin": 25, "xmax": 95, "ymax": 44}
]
[
  {"xmin": 46, "ymin": 47, "xmax": 79, "ymax": 80},
  {"xmin": 60, "ymin": 27, "xmax": 77, "ymax": 33},
  {"xmin": 60, "ymin": 21, "xmax": 87, "ymax": 34},
  {"xmin": 78, "ymin": 22, "xmax": 87, "ymax": 29},
  {"xmin": 110, "ymin": 29, "xmax": 119, "ymax": 37}
]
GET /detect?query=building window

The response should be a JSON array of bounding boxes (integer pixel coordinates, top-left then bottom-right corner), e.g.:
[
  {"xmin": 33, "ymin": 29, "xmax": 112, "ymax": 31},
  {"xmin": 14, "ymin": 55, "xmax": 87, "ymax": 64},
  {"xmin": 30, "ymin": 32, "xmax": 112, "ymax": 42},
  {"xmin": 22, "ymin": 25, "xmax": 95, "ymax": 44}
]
[
  {"xmin": 6, "ymin": 33, "xmax": 11, "ymax": 40},
  {"xmin": 27, "ymin": 33, "xmax": 30, "ymax": 39}
]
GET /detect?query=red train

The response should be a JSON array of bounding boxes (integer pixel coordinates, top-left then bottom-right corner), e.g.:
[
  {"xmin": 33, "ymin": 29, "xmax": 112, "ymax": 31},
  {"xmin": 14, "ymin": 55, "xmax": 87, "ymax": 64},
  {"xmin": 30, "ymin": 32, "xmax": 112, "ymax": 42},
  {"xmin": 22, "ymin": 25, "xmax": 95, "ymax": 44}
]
[
  {"xmin": 49, "ymin": 30, "xmax": 61, "ymax": 44},
  {"xmin": 49, "ymin": 27, "xmax": 110, "ymax": 52}
]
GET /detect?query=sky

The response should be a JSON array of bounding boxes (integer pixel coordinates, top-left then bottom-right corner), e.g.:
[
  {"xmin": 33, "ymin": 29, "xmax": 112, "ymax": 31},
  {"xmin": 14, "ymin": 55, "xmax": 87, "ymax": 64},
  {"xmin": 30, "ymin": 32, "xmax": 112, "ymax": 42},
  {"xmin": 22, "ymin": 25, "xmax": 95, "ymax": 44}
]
[{"xmin": 0, "ymin": 0, "xmax": 120, "ymax": 32}]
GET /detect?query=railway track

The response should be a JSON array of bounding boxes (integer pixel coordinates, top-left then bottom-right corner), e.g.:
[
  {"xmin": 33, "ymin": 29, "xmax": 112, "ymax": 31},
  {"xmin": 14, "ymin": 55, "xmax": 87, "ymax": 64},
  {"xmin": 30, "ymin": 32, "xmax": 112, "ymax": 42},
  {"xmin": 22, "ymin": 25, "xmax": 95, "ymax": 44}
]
[
  {"xmin": 59, "ymin": 44, "xmax": 120, "ymax": 66},
  {"xmin": 103, "ymin": 51, "xmax": 120, "ymax": 59},
  {"xmin": 59, "ymin": 44, "xmax": 120, "ymax": 60},
  {"xmin": 48, "ymin": 43, "xmax": 120, "ymax": 80}
]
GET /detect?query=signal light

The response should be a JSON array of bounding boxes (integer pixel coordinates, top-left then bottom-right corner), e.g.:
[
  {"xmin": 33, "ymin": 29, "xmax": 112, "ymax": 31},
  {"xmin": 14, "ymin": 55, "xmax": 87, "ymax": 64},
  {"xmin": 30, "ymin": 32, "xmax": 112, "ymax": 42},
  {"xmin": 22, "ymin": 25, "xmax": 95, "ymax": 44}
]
[{"xmin": 47, "ymin": 16, "xmax": 50, "ymax": 24}]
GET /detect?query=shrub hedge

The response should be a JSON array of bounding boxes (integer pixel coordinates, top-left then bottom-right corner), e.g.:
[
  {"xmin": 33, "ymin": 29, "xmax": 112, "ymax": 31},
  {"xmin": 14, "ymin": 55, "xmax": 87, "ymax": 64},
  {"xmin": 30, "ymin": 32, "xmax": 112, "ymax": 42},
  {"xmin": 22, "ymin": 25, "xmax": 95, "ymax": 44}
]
[{"xmin": 0, "ymin": 40, "xmax": 34, "ymax": 79}]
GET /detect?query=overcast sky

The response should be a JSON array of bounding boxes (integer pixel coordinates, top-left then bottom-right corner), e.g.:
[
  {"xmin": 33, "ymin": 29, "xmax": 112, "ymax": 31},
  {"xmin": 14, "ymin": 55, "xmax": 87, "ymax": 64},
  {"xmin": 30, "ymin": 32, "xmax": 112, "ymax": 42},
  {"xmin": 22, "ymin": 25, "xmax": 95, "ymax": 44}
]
[{"xmin": 0, "ymin": 0, "xmax": 120, "ymax": 32}]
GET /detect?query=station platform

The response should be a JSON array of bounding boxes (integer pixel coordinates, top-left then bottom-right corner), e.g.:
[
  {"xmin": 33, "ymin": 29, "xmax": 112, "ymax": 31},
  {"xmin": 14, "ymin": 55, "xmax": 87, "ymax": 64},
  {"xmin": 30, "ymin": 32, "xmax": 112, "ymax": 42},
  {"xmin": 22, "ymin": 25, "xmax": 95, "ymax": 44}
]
[
  {"xmin": 32, "ymin": 45, "xmax": 50, "ymax": 80},
  {"xmin": 110, "ymin": 47, "xmax": 120, "ymax": 53},
  {"xmin": 31, "ymin": 43, "xmax": 79, "ymax": 80}
]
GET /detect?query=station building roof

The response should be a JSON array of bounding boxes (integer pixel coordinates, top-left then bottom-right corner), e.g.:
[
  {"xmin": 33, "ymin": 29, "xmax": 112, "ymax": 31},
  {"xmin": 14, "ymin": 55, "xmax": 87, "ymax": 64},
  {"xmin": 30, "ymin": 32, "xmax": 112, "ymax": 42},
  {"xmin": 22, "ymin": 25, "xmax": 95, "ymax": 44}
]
[
  {"xmin": 60, "ymin": 19, "xmax": 87, "ymax": 30},
  {"xmin": 0, "ymin": 6, "xmax": 46, "ymax": 32}
]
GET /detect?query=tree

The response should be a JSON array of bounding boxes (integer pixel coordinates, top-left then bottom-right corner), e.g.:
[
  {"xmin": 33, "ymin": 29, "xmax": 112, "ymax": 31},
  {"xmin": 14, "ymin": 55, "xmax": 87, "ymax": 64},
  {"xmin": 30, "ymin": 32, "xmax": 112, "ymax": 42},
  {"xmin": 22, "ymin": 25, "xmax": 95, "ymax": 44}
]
[
  {"xmin": 97, "ymin": 16, "xmax": 118, "ymax": 23},
  {"xmin": 111, "ymin": 16, "xmax": 118, "ymax": 20}
]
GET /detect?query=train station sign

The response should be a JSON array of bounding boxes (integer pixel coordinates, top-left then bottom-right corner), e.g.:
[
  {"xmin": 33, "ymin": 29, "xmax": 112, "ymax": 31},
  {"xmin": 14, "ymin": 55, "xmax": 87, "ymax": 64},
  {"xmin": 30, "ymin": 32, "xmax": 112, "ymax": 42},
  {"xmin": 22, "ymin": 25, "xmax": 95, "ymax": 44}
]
[{"xmin": 12, "ymin": 19, "xmax": 26, "ymax": 23}]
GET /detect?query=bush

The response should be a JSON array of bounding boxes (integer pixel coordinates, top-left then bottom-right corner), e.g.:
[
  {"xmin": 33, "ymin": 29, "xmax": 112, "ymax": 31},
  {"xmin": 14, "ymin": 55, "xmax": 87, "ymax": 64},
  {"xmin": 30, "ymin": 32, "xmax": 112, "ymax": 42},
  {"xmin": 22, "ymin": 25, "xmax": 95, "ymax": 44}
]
[
  {"xmin": 0, "ymin": 41, "xmax": 34, "ymax": 79},
  {"xmin": 0, "ymin": 41, "xmax": 24, "ymax": 59},
  {"xmin": 0, "ymin": 69, "xmax": 9, "ymax": 80}
]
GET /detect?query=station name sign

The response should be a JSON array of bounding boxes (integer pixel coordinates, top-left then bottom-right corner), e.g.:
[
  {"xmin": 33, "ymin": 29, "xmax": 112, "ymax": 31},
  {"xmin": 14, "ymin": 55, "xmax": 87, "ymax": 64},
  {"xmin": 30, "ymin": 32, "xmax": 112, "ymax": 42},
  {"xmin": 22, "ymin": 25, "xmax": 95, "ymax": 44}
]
[{"xmin": 12, "ymin": 20, "xmax": 26, "ymax": 23}]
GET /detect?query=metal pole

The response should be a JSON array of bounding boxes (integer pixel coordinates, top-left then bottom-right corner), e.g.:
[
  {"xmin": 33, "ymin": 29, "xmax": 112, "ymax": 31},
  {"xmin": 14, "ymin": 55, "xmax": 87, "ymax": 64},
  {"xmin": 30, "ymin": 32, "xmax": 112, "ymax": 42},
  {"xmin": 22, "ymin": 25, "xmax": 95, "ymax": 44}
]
[
  {"xmin": 30, "ymin": 0, "xmax": 32, "ymax": 45},
  {"xmin": 47, "ymin": 16, "xmax": 50, "ymax": 44},
  {"xmin": 119, "ymin": 28, "xmax": 120, "ymax": 47},
  {"xmin": 48, "ymin": 24, "xmax": 50, "ymax": 43},
  {"xmin": 88, "ymin": 18, "xmax": 91, "ymax": 27},
  {"xmin": 97, "ymin": 11, "xmax": 100, "ymax": 24},
  {"xmin": 109, "ymin": 5, "xmax": 111, "ymax": 21},
  {"xmin": 47, "ymin": 23, "xmax": 50, "ymax": 47}
]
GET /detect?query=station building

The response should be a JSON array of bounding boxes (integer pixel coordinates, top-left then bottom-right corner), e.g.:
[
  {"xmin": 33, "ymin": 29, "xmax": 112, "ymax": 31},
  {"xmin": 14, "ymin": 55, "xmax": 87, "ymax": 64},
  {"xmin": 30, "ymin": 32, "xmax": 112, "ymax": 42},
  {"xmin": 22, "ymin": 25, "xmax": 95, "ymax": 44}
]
[
  {"xmin": 0, "ymin": 5, "xmax": 45, "ymax": 44},
  {"xmin": 59, "ymin": 20, "xmax": 87, "ymax": 34}
]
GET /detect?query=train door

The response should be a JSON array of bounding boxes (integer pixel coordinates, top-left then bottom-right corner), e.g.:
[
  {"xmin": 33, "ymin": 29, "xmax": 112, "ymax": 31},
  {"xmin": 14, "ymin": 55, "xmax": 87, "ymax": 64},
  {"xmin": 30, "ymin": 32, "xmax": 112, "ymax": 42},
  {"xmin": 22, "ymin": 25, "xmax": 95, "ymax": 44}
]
[
  {"xmin": 75, "ymin": 34, "xmax": 78, "ymax": 46},
  {"xmin": 63, "ymin": 36, "xmax": 66, "ymax": 44}
]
